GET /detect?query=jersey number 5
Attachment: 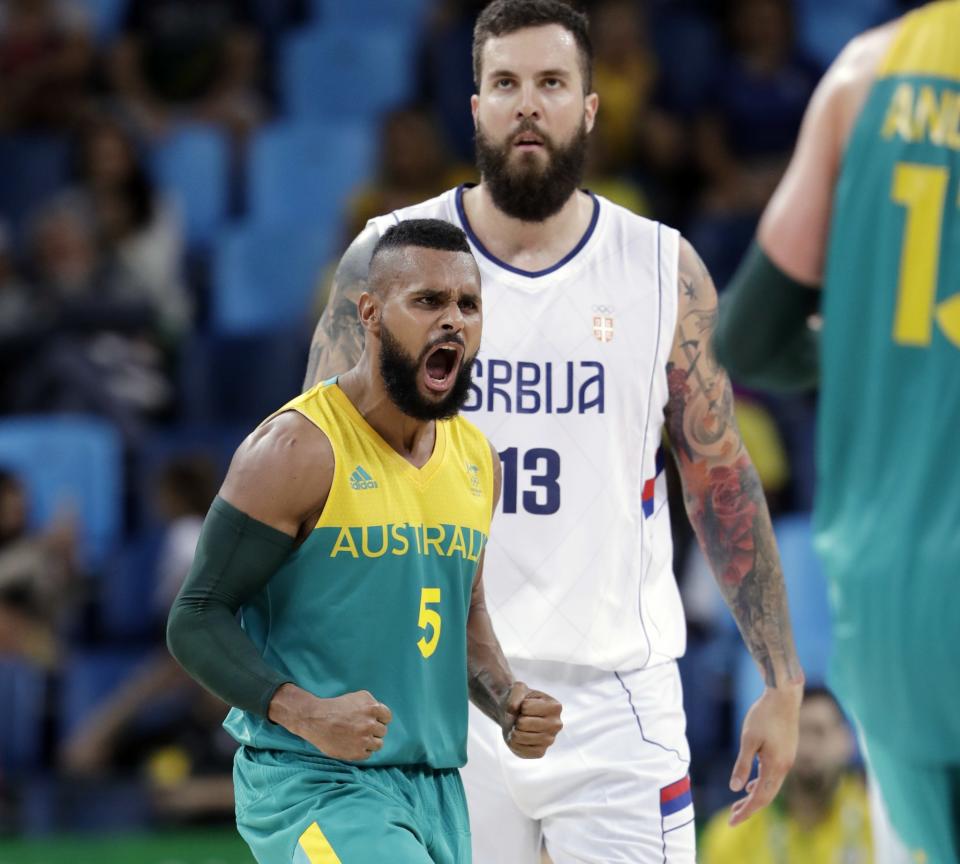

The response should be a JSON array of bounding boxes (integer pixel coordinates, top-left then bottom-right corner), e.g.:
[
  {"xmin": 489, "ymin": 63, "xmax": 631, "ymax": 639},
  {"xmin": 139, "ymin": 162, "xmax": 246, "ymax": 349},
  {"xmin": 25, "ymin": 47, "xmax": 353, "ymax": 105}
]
[
  {"xmin": 417, "ymin": 588, "xmax": 441, "ymax": 658},
  {"xmin": 891, "ymin": 162, "xmax": 960, "ymax": 347}
]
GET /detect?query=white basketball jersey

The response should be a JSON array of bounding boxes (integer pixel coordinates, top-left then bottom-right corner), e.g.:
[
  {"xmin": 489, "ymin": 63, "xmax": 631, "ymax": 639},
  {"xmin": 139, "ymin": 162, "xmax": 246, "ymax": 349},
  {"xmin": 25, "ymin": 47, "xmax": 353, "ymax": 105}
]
[{"xmin": 370, "ymin": 186, "xmax": 683, "ymax": 671}]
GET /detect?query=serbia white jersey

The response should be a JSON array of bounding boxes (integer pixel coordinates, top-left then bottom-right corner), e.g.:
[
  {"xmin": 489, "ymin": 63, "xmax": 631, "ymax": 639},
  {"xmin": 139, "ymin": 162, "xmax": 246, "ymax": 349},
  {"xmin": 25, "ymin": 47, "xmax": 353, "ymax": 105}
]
[{"xmin": 370, "ymin": 186, "xmax": 683, "ymax": 671}]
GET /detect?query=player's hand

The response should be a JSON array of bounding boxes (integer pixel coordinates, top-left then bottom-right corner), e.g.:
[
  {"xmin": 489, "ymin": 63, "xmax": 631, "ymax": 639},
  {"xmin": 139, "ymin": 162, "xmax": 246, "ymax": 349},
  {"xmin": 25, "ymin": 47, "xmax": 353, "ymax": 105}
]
[
  {"xmin": 269, "ymin": 684, "xmax": 392, "ymax": 761},
  {"xmin": 500, "ymin": 682, "xmax": 563, "ymax": 759},
  {"xmin": 728, "ymin": 681, "xmax": 803, "ymax": 826}
]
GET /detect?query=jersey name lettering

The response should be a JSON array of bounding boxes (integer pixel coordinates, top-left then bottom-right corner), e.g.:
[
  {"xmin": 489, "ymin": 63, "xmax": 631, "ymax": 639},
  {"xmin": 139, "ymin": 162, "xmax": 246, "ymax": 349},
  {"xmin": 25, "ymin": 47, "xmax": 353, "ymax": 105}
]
[{"xmin": 463, "ymin": 359, "xmax": 605, "ymax": 415}]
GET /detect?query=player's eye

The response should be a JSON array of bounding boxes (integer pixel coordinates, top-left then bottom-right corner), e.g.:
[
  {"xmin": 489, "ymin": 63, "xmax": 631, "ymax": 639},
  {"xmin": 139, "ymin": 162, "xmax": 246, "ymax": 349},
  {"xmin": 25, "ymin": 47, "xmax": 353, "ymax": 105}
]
[
  {"xmin": 495, "ymin": 78, "xmax": 514, "ymax": 89},
  {"xmin": 543, "ymin": 78, "xmax": 562, "ymax": 89}
]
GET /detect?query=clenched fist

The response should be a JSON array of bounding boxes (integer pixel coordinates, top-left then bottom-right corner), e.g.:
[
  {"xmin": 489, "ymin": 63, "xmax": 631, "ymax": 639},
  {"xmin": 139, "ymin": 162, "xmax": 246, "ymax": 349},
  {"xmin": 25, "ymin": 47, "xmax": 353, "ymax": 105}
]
[
  {"xmin": 500, "ymin": 682, "xmax": 563, "ymax": 759},
  {"xmin": 269, "ymin": 684, "xmax": 393, "ymax": 761}
]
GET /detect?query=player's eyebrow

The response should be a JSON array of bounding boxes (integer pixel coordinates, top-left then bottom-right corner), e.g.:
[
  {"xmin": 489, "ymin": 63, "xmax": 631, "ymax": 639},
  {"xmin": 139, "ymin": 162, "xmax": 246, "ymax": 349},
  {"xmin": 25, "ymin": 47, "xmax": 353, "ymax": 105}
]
[{"xmin": 486, "ymin": 67, "xmax": 571, "ymax": 80}]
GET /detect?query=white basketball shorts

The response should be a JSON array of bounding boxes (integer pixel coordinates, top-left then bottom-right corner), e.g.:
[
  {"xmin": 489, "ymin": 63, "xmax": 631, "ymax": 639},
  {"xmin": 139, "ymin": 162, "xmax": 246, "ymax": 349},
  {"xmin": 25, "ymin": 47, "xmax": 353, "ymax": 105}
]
[{"xmin": 463, "ymin": 658, "xmax": 696, "ymax": 864}]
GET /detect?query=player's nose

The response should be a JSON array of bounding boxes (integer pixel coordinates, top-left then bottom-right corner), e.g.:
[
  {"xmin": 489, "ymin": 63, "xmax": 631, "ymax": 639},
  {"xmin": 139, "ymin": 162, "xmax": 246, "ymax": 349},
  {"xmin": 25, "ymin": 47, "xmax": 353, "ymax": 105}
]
[
  {"xmin": 515, "ymin": 82, "xmax": 541, "ymax": 120},
  {"xmin": 440, "ymin": 301, "xmax": 466, "ymax": 333}
]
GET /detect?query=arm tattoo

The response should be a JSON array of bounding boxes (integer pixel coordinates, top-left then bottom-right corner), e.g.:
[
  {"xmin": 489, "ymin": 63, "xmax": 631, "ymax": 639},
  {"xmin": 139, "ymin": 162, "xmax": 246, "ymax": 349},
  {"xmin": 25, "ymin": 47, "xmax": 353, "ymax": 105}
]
[
  {"xmin": 667, "ymin": 242, "xmax": 802, "ymax": 688},
  {"xmin": 467, "ymin": 562, "xmax": 514, "ymax": 728},
  {"xmin": 302, "ymin": 227, "xmax": 378, "ymax": 390}
]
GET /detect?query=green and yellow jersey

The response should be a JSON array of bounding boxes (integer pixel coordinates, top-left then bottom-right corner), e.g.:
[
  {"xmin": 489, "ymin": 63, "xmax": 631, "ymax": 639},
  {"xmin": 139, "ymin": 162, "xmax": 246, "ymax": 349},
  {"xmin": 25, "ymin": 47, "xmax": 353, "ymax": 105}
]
[
  {"xmin": 223, "ymin": 380, "xmax": 494, "ymax": 769},
  {"xmin": 816, "ymin": 0, "xmax": 960, "ymax": 759}
]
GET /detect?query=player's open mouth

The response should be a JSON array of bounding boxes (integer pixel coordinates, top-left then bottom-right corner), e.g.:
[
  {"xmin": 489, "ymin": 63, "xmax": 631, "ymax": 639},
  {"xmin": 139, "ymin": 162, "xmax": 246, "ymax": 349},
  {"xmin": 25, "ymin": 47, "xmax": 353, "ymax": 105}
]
[
  {"xmin": 513, "ymin": 132, "xmax": 544, "ymax": 150},
  {"xmin": 422, "ymin": 343, "xmax": 464, "ymax": 393}
]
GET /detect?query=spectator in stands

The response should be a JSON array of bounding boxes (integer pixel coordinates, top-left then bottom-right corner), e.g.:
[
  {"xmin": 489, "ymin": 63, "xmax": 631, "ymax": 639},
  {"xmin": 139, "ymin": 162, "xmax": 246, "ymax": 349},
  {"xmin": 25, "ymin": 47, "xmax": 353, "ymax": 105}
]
[
  {"xmin": 0, "ymin": 467, "xmax": 78, "ymax": 668},
  {"xmin": 71, "ymin": 110, "xmax": 190, "ymax": 338},
  {"xmin": 0, "ymin": 219, "xmax": 33, "ymax": 333},
  {"xmin": 60, "ymin": 451, "xmax": 231, "ymax": 824},
  {"xmin": 700, "ymin": 686, "xmax": 873, "ymax": 864},
  {"xmin": 151, "ymin": 454, "xmax": 217, "ymax": 624},
  {"xmin": 10, "ymin": 195, "xmax": 175, "ymax": 441},
  {"xmin": 417, "ymin": 0, "xmax": 488, "ymax": 162},
  {"xmin": 109, "ymin": 0, "xmax": 264, "ymax": 142},
  {"xmin": 316, "ymin": 105, "xmax": 471, "ymax": 315},
  {"xmin": 59, "ymin": 653, "xmax": 237, "ymax": 824},
  {"xmin": 344, "ymin": 105, "xmax": 469, "ymax": 241},
  {"xmin": 689, "ymin": 0, "xmax": 820, "ymax": 285},
  {"xmin": 0, "ymin": 0, "xmax": 94, "ymax": 132}
]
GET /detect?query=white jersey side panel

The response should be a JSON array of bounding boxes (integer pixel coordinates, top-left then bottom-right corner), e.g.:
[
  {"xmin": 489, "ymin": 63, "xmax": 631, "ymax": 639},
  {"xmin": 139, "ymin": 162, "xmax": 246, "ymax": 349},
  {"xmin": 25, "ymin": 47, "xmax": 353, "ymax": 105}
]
[{"xmin": 371, "ymin": 188, "xmax": 682, "ymax": 670}]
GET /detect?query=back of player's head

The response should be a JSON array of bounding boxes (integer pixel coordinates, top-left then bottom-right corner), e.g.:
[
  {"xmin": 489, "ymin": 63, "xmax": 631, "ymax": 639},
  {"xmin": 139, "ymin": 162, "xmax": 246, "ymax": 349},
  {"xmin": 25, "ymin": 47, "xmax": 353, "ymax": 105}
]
[{"xmin": 472, "ymin": 0, "xmax": 593, "ymax": 92}]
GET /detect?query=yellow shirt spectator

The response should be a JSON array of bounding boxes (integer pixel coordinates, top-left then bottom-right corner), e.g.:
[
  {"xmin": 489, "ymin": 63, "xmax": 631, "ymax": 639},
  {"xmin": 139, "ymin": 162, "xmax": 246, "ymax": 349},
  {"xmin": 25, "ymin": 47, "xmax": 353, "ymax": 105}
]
[{"xmin": 700, "ymin": 775, "xmax": 872, "ymax": 863}]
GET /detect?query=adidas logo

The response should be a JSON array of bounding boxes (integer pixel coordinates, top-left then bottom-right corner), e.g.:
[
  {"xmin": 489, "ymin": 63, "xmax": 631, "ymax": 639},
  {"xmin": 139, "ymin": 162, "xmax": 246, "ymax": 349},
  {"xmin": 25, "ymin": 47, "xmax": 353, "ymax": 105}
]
[{"xmin": 349, "ymin": 465, "xmax": 378, "ymax": 490}]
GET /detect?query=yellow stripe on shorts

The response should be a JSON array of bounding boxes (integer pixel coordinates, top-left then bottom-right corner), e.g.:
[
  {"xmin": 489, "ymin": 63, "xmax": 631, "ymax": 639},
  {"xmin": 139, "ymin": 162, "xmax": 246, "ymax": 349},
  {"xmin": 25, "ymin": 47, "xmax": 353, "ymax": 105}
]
[{"xmin": 298, "ymin": 822, "xmax": 343, "ymax": 864}]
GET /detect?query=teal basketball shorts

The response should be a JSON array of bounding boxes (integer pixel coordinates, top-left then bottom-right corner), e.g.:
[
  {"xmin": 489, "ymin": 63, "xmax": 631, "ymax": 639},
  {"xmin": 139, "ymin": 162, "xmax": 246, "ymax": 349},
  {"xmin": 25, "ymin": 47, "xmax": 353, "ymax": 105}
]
[{"xmin": 233, "ymin": 746, "xmax": 471, "ymax": 863}]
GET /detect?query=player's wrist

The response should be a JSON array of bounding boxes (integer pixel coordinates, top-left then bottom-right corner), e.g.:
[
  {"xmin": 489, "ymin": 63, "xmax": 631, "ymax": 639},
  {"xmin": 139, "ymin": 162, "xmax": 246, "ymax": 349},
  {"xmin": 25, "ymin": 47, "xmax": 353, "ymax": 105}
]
[
  {"xmin": 764, "ymin": 674, "xmax": 805, "ymax": 703},
  {"xmin": 267, "ymin": 682, "xmax": 311, "ymax": 729}
]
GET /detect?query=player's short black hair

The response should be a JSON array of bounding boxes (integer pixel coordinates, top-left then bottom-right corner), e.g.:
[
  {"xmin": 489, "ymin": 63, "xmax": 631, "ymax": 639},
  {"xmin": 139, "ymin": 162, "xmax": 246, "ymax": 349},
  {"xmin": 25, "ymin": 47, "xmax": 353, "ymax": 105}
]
[
  {"xmin": 472, "ymin": 0, "xmax": 593, "ymax": 93},
  {"xmin": 371, "ymin": 218, "xmax": 472, "ymax": 262}
]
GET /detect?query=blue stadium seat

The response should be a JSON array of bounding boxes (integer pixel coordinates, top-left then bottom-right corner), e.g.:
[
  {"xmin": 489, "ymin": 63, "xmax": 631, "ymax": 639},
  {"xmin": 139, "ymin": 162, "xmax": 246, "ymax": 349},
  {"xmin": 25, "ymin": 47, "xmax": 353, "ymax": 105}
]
[
  {"xmin": 98, "ymin": 531, "xmax": 166, "ymax": 641},
  {"xmin": 732, "ymin": 513, "xmax": 834, "ymax": 734},
  {"xmin": 247, "ymin": 120, "xmax": 376, "ymax": 227},
  {"xmin": 309, "ymin": 0, "xmax": 428, "ymax": 35},
  {"xmin": 210, "ymin": 221, "xmax": 333, "ymax": 334},
  {"xmin": 77, "ymin": 0, "xmax": 129, "ymax": 44},
  {"xmin": 150, "ymin": 123, "xmax": 231, "ymax": 250},
  {"xmin": 280, "ymin": 27, "xmax": 414, "ymax": 120},
  {"xmin": 0, "ymin": 658, "xmax": 46, "ymax": 777},
  {"xmin": 0, "ymin": 135, "xmax": 71, "ymax": 237},
  {"xmin": 177, "ymin": 331, "xmax": 307, "ymax": 425},
  {"xmin": 0, "ymin": 416, "xmax": 122, "ymax": 569},
  {"xmin": 58, "ymin": 649, "xmax": 152, "ymax": 741}
]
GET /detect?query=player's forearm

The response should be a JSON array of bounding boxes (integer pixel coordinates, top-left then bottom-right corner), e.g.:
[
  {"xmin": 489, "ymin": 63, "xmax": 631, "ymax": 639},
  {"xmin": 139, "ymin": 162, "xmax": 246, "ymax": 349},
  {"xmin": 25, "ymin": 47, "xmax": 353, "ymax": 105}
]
[
  {"xmin": 681, "ymin": 449, "xmax": 803, "ymax": 690},
  {"xmin": 715, "ymin": 242, "xmax": 820, "ymax": 392},
  {"xmin": 166, "ymin": 497, "xmax": 294, "ymax": 715},
  {"xmin": 466, "ymin": 601, "xmax": 515, "ymax": 728}
]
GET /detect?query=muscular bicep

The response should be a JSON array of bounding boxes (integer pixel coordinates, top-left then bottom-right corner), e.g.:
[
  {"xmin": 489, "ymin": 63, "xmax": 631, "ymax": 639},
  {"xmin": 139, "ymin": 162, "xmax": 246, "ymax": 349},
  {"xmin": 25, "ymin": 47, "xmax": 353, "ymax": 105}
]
[
  {"xmin": 665, "ymin": 238, "xmax": 744, "ymax": 471},
  {"xmin": 219, "ymin": 412, "xmax": 335, "ymax": 539},
  {"xmin": 757, "ymin": 77, "xmax": 839, "ymax": 285},
  {"xmin": 303, "ymin": 223, "xmax": 379, "ymax": 389},
  {"xmin": 758, "ymin": 25, "xmax": 893, "ymax": 285}
]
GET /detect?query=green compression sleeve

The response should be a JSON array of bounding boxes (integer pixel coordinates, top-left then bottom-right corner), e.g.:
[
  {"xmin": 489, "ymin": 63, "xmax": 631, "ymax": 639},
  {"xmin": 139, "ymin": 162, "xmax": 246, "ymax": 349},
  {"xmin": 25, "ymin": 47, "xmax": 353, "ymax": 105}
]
[
  {"xmin": 714, "ymin": 242, "xmax": 821, "ymax": 392},
  {"xmin": 166, "ymin": 496, "xmax": 296, "ymax": 717}
]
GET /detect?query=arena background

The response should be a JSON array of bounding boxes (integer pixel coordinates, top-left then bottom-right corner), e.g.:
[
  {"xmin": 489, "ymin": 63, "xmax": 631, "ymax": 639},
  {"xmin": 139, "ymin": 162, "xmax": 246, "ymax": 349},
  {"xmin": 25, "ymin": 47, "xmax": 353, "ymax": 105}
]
[{"xmin": 0, "ymin": 0, "xmax": 918, "ymax": 860}]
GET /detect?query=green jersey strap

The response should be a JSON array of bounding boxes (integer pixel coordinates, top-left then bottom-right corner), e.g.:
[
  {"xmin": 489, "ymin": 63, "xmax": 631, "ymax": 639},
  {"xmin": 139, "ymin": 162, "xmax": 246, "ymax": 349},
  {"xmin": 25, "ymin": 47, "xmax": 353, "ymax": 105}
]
[
  {"xmin": 715, "ymin": 242, "xmax": 821, "ymax": 393},
  {"xmin": 167, "ymin": 496, "xmax": 295, "ymax": 717}
]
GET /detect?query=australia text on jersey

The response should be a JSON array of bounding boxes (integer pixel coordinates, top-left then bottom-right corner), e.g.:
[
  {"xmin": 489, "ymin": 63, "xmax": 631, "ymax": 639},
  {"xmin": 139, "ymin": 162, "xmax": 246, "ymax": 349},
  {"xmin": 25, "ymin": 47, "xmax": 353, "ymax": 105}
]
[
  {"xmin": 463, "ymin": 359, "xmax": 605, "ymax": 414},
  {"xmin": 327, "ymin": 523, "xmax": 488, "ymax": 561}
]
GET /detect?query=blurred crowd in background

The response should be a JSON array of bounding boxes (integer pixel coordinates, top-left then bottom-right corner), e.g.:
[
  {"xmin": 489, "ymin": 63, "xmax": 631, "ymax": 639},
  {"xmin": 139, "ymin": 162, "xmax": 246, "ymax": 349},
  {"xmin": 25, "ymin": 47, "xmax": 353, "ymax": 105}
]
[{"xmin": 0, "ymin": 0, "xmax": 918, "ymax": 855}]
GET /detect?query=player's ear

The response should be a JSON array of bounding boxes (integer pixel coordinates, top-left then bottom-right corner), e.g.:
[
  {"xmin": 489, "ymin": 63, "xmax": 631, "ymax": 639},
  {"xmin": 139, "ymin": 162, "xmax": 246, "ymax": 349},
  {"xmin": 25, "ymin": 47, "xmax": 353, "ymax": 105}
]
[
  {"xmin": 584, "ymin": 91, "xmax": 599, "ymax": 134},
  {"xmin": 470, "ymin": 94, "xmax": 479, "ymax": 129},
  {"xmin": 357, "ymin": 292, "xmax": 381, "ymax": 336}
]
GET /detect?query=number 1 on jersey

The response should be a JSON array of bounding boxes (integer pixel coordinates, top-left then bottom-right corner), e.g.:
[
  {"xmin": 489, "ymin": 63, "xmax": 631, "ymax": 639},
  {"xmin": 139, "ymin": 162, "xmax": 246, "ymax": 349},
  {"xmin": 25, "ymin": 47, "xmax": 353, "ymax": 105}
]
[{"xmin": 890, "ymin": 162, "xmax": 960, "ymax": 347}]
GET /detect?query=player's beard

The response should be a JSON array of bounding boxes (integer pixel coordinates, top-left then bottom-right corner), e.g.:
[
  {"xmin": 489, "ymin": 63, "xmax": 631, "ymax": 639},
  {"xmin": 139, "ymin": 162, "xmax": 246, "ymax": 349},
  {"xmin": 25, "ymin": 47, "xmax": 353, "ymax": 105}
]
[
  {"xmin": 379, "ymin": 323, "xmax": 476, "ymax": 421},
  {"xmin": 475, "ymin": 116, "xmax": 588, "ymax": 222}
]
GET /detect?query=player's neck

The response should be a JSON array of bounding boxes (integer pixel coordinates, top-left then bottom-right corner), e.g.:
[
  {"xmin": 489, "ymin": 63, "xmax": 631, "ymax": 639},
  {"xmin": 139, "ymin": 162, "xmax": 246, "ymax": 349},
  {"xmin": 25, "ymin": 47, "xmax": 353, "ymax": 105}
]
[
  {"xmin": 338, "ymin": 363, "xmax": 437, "ymax": 469},
  {"xmin": 463, "ymin": 183, "xmax": 594, "ymax": 273}
]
